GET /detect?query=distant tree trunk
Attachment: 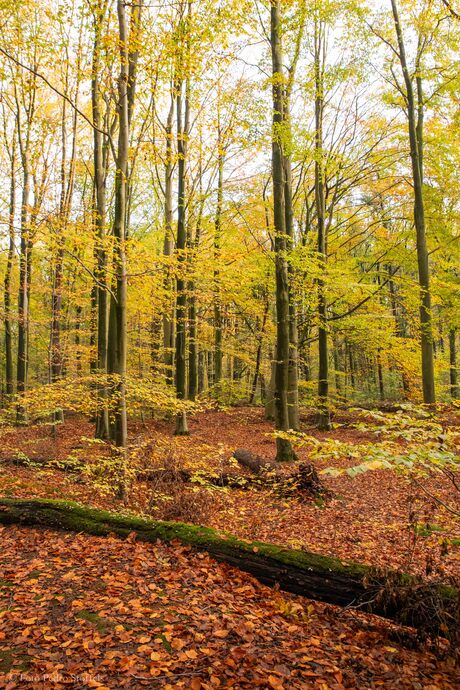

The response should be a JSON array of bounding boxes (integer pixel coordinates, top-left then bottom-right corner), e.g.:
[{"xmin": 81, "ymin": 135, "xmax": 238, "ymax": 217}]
[
  {"xmin": 213, "ymin": 123, "xmax": 224, "ymax": 391},
  {"xmin": 250, "ymin": 292, "xmax": 269, "ymax": 405},
  {"xmin": 3, "ymin": 131, "xmax": 16, "ymax": 399},
  {"xmin": 187, "ymin": 165, "xmax": 204, "ymax": 401},
  {"xmin": 284, "ymin": 134, "xmax": 299, "ymax": 430},
  {"xmin": 332, "ymin": 336, "xmax": 341, "ymax": 397},
  {"xmin": 314, "ymin": 19, "xmax": 330, "ymax": 431},
  {"xmin": 50, "ymin": 82, "xmax": 79, "ymax": 428},
  {"xmin": 271, "ymin": 0, "xmax": 295, "ymax": 461},
  {"xmin": 449, "ymin": 328, "xmax": 458, "ymax": 399},
  {"xmin": 16, "ymin": 154, "xmax": 32, "ymax": 424},
  {"xmin": 391, "ymin": 0, "xmax": 435, "ymax": 404},
  {"xmin": 174, "ymin": 6, "xmax": 191, "ymax": 435},
  {"xmin": 264, "ymin": 352, "xmax": 276, "ymax": 420},
  {"xmin": 198, "ymin": 349, "xmax": 207, "ymax": 393},
  {"xmin": 75, "ymin": 304, "xmax": 82, "ymax": 376},
  {"xmin": 163, "ymin": 92, "xmax": 175, "ymax": 386},
  {"xmin": 377, "ymin": 350, "xmax": 385, "ymax": 401}
]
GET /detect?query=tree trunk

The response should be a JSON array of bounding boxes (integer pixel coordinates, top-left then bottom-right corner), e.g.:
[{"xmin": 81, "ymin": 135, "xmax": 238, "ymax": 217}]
[
  {"xmin": 449, "ymin": 328, "xmax": 458, "ymax": 399},
  {"xmin": 174, "ymin": 8, "xmax": 191, "ymax": 435},
  {"xmin": 250, "ymin": 293, "xmax": 269, "ymax": 405},
  {"xmin": 16, "ymin": 158, "xmax": 32, "ymax": 424},
  {"xmin": 107, "ymin": 0, "xmax": 142, "ymax": 452},
  {"xmin": 187, "ymin": 191, "xmax": 204, "ymax": 401},
  {"xmin": 314, "ymin": 19, "xmax": 331, "ymax": 432},
  {"xmin": 213, "ymin": 127, "xmax": 224, "ymax": 391},
  {"xmin": 90, "ymin": 0, "xmax": 110, "ymax": 438},
  {"xmin": 284, "ymin": 148, "xmax": 299, "ymax": 430},
  {"xmin": 163, "ymin": 92, "xmax": 175, "ymax": 386},
  {"xmin": 390, "ymin": 0, "xmax": 435, "ymax": 404},
  {"xmin": 271, "ymin": 0, "xmax": 296, "ymax": 461},
  {"xmin": 4, "ymin": 136, "xmax": 16, "ymax": 399}
]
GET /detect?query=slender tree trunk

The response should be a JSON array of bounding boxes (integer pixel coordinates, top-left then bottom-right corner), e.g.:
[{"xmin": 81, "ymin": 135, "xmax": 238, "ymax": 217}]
[
  {"xmin": 16, "ymin": 158, "xmax": 32, "ymax": 424},
  {"xmin": 250, "ymin": 292, "xmax": 269, "ymax": 405},
  {"xmin": 174, "ymin": 7, "xmax": 191, "ymax": 435},
  {"xmin": 4, "ymin": 139, "xmax": 16, "ymax": 398},
  {"xmin": 107, "ymin": 0, "xmax": 142, "ymax": 453},
  {"xmin": 332, "ymin": 335, "xmax": 341, "ymax": 397},
  {"xmin": 391, "ymin": 0, "xmax": 435, "ymax": 404},
  {"xmin": 284, "ymin": 143, "xmax": 299, "ymax": 430},
  {"xmin": 449, "ymin": 328, "xmax": 458, "ymax": 399},
  {"xmin": 92, "ymin": 0, "xmax": 110, "ymax": 438},
  {"xmin": 198, "ymin": 349, "xmax": 206, "ymax": 393},
  {"xmin": 187, "ymin": 184, "xmax": 204, "ymax": 401},
  {"xmin": 314, "ymin": 19, "xmax": 330, "ymax": 431},
  {"xmin": 50, "ymin": 91, "xmax": 78, "ymax": 427},
  {"xmin": 377, "ymin": 350, "xmax": 385, "ymax": 401},
  {"xmin": 271, "ymin": 0, "xmax": 295, "ymax": 461},
  {"xmin": 213, "ymin": 124, "xmax": 224, "ymax": 391},
  {"xmin": 75, "ymin": 304, "xmax": 82, "ymax": 376},
  {"xmin": 163, "ymin": 93, "xmax": 175, "ymax": 386},
  {"xmin": 348, "ymin": 344, "xmax": 355, "ymax": 394}
]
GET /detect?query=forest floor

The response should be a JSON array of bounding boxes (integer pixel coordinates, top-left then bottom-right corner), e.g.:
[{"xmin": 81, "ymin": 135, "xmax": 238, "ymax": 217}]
[{"xmin": 0, "ymin": 405, "xmax": 459, "ymax": 689}]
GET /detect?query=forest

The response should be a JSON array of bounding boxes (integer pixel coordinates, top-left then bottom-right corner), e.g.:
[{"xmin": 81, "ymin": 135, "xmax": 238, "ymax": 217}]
[{"xmin": 0, "ymin": 0, "xmax": 459, "ymax": 688}]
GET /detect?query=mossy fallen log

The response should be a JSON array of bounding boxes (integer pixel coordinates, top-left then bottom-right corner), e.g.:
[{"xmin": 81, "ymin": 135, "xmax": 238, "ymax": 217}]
[{"xmin": 0, "ymin": 498, "xmax": 457, "ymax": 640}]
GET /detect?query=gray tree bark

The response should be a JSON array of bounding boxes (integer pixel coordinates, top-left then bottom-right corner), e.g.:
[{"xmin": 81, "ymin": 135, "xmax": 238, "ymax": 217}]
[{"xmin": 390, "ymin": 0, "xmax": 435, "ymax": 404}]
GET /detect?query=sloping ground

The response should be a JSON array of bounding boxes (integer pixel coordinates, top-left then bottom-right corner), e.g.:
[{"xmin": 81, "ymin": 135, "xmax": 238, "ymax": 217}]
[
  {"xmin": 0, "ymin": 525, "xmax": 458, "ymax": 690},
  {"xmin": 1, "ymin": 407, "xmax": 457, "ymax": 579}
]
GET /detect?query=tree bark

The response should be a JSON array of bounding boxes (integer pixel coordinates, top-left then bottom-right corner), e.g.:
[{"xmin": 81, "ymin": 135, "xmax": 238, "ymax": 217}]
[
  {"xmin": 449, "ymin": 328, "xmax": 458, "ymax": 399},
  {"xmin": 390, "ymin": 0, "xmax": 435, "ymax": 404},
  {"xmin": 92, "ymin": 0, "xmax": 110, "ymax": 439},
  {"xmin": 174, "ymin": 3, "xmax": 191, "ymax": 435},
  {"xmin": 3, "ymin": 130, "xmax": 16, "ymax": 399},
  {"xmin": 270, "ymin": 0, "xmax": 296, "ymax": 461},
  {"xmin": 163, "ymin": 92, "xmax": 175, "ymax": 386},
  {"xmin": 16, "ymin": 155, "xmax": 32, "ymax": 424},
  {"xmin": 314, "ymin": 18, "xmax": 331, "ymax": 431},
  {"xmin": 107, "ymin": 0, "xmax": 142, "ymax": 450},
  {"xmin": 213, "ymin": 123, "xmax": 224, "ymax": 391}
]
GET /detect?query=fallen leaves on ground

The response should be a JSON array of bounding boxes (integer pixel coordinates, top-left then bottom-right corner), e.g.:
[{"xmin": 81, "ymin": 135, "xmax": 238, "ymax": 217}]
[
  {"xmin": 0, "ymin": 525, "xmax": 458, "ymax": 689},
  {"xmin": 0, "ymin": 407, "xmax": 459, "ymax": 687}
]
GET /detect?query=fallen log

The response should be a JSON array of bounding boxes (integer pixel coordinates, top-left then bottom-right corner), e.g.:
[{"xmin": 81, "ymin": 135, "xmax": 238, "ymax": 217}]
[
  {"xmin": 0, "ymin": 498, "xmax": 457, "ymax": 641},
  {"xmin": 233, "ymin": 448, "xmax": 264, "ymax": 473},
  {"xmin": 137, "ymin": 467, "xmax": 251, "ymax": 489},
  {"xmin": 232, "ymin": 448, "xmax": 324, "ymax": 496},
  {"xmin": 138, "ymin": 464, "xmax": 323, "ymax": 497}
]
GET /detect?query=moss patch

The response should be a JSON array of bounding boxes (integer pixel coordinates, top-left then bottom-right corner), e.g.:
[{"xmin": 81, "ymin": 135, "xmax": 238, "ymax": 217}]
[
  {"xmin": 0, "ymin": 650, "xmax": 31, "ymax": 673},
  {"xmin": 74, "ymin": 609, "xmax": 114, "ymax": 633}
]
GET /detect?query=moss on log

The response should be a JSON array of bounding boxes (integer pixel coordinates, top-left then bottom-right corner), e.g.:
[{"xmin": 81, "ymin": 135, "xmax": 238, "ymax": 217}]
[{"xmin": 0, "ymin": 498, "xmax": 457, "ymax": 639}]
